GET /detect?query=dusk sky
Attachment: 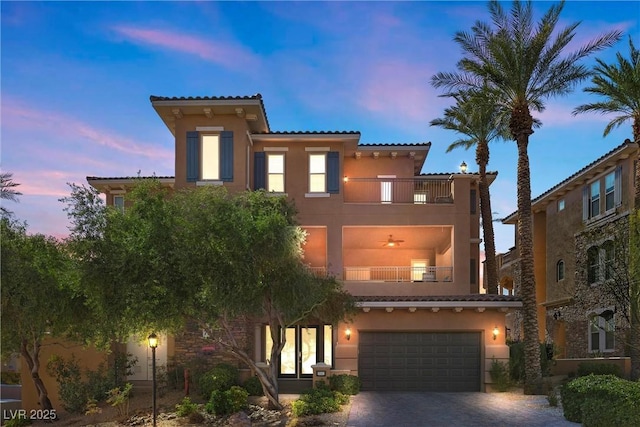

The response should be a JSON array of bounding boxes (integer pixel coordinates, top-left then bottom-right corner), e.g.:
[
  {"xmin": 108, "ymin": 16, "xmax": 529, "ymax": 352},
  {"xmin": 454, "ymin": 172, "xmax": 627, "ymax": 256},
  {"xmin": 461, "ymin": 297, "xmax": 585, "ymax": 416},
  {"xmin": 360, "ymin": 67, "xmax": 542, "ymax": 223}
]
[{"xmin": 2, "ymin": 1, "xmax": 638, "ymax": 253}]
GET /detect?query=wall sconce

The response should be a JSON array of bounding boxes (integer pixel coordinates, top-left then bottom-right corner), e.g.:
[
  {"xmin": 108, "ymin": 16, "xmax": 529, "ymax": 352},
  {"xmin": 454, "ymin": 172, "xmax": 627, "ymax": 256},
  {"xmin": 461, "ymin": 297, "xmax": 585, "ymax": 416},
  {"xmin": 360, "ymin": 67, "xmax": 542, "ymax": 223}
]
[
  {"xmin": 492, "ymin": 326, "xmax": 499, "ymax": 341},
  {"xmin": 343, "ymin": 176, "xmax": 349, "ymax": 183},
  {"xmin": 345, "ymin": 327, "xmax": 351, "ymax": 341},
  {"xmin": 460, "ymin": 161, "xmax": 468, "ymax": 173}
]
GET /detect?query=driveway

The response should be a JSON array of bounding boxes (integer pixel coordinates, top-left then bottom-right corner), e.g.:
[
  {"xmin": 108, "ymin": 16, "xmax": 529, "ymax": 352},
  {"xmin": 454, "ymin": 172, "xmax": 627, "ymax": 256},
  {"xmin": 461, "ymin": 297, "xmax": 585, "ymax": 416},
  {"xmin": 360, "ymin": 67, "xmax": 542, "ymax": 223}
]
[{"xmin": 347, "ymin": 391, "xmax": 579, "ymax": 427}]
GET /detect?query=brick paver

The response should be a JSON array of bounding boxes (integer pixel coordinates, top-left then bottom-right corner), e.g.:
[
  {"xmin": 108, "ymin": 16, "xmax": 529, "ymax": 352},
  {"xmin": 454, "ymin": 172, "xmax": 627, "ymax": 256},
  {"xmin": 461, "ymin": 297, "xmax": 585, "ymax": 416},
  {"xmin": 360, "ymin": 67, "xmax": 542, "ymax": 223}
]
[{"xmin": 347, "ymin": 391, "xmax": 579, "ymax": 427}]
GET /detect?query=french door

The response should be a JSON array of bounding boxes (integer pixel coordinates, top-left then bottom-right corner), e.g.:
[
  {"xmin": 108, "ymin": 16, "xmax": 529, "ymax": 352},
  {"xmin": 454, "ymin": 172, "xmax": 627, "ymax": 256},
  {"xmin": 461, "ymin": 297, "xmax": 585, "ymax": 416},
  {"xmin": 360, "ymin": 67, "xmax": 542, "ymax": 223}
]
[{"xmin": 279, "ymin": 326, "xmax": 318, "ymax": 378}]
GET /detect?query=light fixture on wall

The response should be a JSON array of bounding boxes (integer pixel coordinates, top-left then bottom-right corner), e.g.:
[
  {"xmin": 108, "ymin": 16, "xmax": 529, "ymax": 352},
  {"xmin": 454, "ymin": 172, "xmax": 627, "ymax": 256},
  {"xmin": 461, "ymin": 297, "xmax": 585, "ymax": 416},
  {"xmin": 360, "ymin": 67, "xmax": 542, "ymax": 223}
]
[
  {"xmin": 343, "ymin": 176, "xmax": 349, "ymax": 183},
  {"xmin": 460, "ymin": 161, "xmax": 468, "ymax": 173},
  {"xmin": 492, "ymin": 326, "xmax": 499, "ymax": 341},
  {"xmin": 345, "ymin": 327, "xmax": 351, "ymax": 341}
]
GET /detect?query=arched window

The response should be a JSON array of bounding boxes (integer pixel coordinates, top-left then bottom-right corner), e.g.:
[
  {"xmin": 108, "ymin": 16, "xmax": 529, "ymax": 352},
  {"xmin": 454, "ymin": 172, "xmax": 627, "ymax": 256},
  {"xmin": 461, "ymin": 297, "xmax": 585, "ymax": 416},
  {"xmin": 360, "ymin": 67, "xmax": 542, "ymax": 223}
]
[
  {"xmin": 556, "ymin": 260, "xmax": 565, "ymax": 282},
  {"xmin": 602, "ymin": 240, "xmax": 615, "ymax": 281},
  {"xmin": 587, "ymin": 246, "xmax": 599, "ymax": 284}
]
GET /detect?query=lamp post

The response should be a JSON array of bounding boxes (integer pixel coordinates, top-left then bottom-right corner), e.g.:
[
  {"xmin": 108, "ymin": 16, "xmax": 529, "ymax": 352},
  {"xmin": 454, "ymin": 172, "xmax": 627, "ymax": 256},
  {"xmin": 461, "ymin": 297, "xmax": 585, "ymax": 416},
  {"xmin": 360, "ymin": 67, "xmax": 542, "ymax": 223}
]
[
  {"xmin": 460, "ymin": 161, "xmax": 468, "ymax": 173},
  {"xmin": 148, "ymin": 333, "xmax": 158, "ymax": 427}
]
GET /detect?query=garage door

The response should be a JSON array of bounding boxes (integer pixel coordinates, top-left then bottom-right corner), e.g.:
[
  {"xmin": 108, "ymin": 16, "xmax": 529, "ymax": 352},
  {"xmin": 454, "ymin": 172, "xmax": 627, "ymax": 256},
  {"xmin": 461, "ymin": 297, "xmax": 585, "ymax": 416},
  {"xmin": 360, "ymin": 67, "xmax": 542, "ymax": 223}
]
[{"xmin": 358, "ymin": 332, "xmax": 481, "ymax": 392}]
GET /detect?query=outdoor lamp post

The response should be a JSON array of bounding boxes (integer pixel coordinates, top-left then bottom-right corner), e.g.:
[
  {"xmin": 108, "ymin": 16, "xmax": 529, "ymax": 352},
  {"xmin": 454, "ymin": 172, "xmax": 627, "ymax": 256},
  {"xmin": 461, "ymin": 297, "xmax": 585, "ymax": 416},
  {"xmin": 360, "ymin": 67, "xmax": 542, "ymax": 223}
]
[
  {"xmin": 148, "ymin": 333, "xmax": 158, "ymax": 427},
  {"xmin": 460, "ymin": 161, "xmax": 468, "ymax": 173}
]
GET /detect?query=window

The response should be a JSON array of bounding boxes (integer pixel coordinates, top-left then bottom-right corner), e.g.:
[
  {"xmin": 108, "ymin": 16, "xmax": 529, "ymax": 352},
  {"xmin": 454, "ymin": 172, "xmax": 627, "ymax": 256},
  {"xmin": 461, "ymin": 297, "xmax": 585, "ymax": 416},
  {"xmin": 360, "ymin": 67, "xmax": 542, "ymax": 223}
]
[
  {"xmin": 201, "ymin": 135, "xmax": 220, "ymax": 180},
  {"xmin": 309, "ymin": 154, "xmax": 326, "ymax": 193},
  {"xmin": 556, "ymin": 260, "xmax": 564, "ymax": 281},
  {"xmin": 605, "ymin": 172, "xmax": 615, "ymax": 211},
  {"xmin": 267, "ymin": 153, "xmax": 285, "ymax": 192},
  {"xmin": 186, "ymin": 130, "xmax": 234, "ymax": 183},
  {"xmin": 589, "ymin": 310, "xmax": 615, "ymax": 352},
  {"xmin": 558, "ymin": 199, "xmax": 565, "ymax": 211},
  {"xmin": 587, "ymin": 246, "xmax": 599, "ymax": 284},
  {"xmin": 590, "ymin": 181, "xmax": 600, "ymax": 217},
  {"xmin": 114, "ymin": 195, "xmax": 124, "ymax": 212}
]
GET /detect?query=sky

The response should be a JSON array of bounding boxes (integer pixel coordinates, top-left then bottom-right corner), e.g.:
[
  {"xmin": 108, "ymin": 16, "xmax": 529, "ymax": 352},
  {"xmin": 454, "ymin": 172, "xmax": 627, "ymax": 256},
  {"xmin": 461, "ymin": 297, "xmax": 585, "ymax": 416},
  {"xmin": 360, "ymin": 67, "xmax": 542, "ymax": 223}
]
[{"xmin": 1, "ymin": 0, "xmax": 639, "ymax": 253}]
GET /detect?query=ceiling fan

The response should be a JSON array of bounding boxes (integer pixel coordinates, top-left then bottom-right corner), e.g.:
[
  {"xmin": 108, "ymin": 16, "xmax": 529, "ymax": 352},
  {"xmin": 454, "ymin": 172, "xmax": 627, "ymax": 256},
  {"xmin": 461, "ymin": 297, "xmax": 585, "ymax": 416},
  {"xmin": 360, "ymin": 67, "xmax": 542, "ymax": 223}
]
[{"xmin": 381, "ymin": 234, "xmax": 404, "ymax": 247}]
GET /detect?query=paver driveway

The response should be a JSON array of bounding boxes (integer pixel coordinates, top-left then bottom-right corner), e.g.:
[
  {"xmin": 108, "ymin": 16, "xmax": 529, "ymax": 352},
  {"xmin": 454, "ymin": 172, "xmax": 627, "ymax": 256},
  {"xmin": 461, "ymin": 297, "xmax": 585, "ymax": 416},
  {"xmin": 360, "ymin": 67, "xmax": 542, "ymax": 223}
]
[{"xmin": 347, "ymin": 391, "xmax": 580, "ymax": 427}]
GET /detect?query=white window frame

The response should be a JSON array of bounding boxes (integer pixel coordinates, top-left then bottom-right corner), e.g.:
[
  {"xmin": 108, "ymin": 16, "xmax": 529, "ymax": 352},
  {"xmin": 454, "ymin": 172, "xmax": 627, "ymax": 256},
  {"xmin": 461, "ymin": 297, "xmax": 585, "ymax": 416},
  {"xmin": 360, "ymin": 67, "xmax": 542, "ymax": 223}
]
[
  {"xmin": 558, "ymin": 199, "xmax": 565, "ymax": 212},
  {"xmin": 604, "ymin": 171, "xmax": 615, "ymax": 212},
  {"xmin": 590, "ymin": 181, "xmax": 600, "ymax": 218},
  {"xmin": 113, "ymin": 195, "xmax": 125, "ymax": 212},
  {"xmin": 308, "ymin": 153, "xmax": 327, "ymax": 193},
  {"xmin": 378, "ymin": 175, "xmax": 395, "ymax": 204},
  {"xmin": 556, "ymin": 260, "xmax": 564, "ymax": 282},
  {"xmin": 267, "ymin": 153, "xmax": 285, "ymax": 193},
  {"xmin": 201, "ymin": 134, "xmax": 220, "ymax": 181}
]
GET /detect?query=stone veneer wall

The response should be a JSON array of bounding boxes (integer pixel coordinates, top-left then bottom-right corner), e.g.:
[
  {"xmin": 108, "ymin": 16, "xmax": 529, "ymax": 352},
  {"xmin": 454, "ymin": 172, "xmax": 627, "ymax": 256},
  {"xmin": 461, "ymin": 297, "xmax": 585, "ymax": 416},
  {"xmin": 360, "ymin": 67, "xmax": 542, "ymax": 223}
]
[
  {"xmin": 564, "ymin": 214, "xmax": 631, "ymax": 358},
  {"xmin": 171, "ymin": 317, "xmax": 255, "ymax": 372},
  {"xmin": 501, "ymin": 260, "xmax": 523, "ymax": 342}
]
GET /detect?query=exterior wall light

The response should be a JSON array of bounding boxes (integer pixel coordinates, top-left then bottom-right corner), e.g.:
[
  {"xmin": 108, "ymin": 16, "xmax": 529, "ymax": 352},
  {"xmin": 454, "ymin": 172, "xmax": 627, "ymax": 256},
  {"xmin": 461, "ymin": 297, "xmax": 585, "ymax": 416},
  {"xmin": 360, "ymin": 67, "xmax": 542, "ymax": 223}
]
[
  {"xmin": 492, "ymin": 326, "xmax": 499, "ymax": 341},
  {"xmin": 343, "ymin": 176, "xmax": 349, "ymax": 183},
  {"xmin": 345, "ymin": 327, "xmax": 351, "ymax": 341},
  {"xmin": 460, "ymin": 161, "xmax": 468, "ymax": 173}
]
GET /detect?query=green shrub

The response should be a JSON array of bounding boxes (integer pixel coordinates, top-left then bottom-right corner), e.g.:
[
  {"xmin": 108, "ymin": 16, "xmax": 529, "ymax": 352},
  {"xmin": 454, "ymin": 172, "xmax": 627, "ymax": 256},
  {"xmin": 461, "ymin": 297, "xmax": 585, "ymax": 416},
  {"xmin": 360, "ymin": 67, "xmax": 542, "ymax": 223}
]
[
  {"xmin": 291, "ymin": 384, "xmax": 347, "ymax": 417},
  {"xmin": 489, "ymin": 358, "xmax": 511, "ymax": 392},
  {"xmin": 175, "ymin": 396, "xmax": 199, "ymax": 417},
  {"xmin": 4, "ymin": 415, "xmax": 31, "ymax": 427},
  {"xmin": 47, "ymin": 355, "xmax": 88, "ymax": 413},
  {"xmin": 242, "ymin": 375, "xmax": 264, "ymax": 396},
  {"xmin": 508, "ymin": 341, "xmax": 554, "ymax": 384},
  {"xmin": 205, "ymin": 386, "xmax": 248, "ymax": 415},
  {"xmin": 198, "ymin": 363, "xmax": 239, "ymax": 398},
  {"xmin": 1, "ymin": 372, "xmax": 21, "ymax": 385},
  {"xmin": 106, "ymin": 383, "xmax": 132, "ymax": 417},
  {"xmin": 329, "ymin": 374, "xmax": 361, "ymax": 395},
  {"xmin": 577, "ymin": 362, "xmax": 622, "ymax": 378},
  {"xmin": 560, "ymin": 374, "xmax": 640, "ymax": 425}
]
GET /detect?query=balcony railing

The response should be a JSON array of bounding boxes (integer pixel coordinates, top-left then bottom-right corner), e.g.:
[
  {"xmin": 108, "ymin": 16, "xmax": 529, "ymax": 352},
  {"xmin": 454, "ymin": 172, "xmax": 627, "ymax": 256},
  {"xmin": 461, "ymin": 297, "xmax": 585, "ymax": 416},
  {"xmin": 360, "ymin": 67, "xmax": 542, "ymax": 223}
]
[
  {"xmin": 343, "ymin": 266, "xmax": 453, "ymax": 282},
  {"xmin": 344, "ymin": 178, "xmax": 453, "ymax": 204},
  {"xmin": 307, "ymin": 266, "xmax": 328, "ymax": 277}
]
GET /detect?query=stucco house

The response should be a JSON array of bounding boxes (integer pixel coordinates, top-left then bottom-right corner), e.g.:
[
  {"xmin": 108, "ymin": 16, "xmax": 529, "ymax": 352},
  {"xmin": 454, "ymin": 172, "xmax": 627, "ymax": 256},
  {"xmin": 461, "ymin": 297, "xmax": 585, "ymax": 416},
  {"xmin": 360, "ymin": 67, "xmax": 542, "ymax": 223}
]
[
  {"xmin": 498, "ymin": 139, "xmax": 638, "ymax": 372},
  {"xmin": 21, "ymin": 94, "xmax": 522, "ymax": 411}
]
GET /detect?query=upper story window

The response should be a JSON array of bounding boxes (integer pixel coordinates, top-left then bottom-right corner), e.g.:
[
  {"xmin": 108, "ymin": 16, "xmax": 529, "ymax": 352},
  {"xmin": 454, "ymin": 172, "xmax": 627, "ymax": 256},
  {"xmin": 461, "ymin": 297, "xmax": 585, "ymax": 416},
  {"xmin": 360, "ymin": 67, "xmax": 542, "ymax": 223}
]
[
  {"xmin": 309, "ymin": 154, "xmax": 327, "ymax": 193},
  {"xmin": 114, "ymin": 195, "xmax": 125, "ymax": 212},
  {"xmin": 587, "ymin": 241, "xmax": 615, "ymax": 284},
  {"xmin": 587, "ymin": 246, "xmax": 599, "ymax": 284},
  {"xmin": 267, "ymin": 153, "xmax": 285, "ymax": 192},
  {"xmin": 583, "ymin": 166, "xmax": 621, "ymax": 221},
  {"xmin": 590, "ymin": 181, "xmax": 600, "ymax": 217},
  {"xmin": 186, "ymin": 130, "xmax": 234, "ymax": 183},
  {"xmin": 558, "ymin": 199, "xmax": 565, "ymax": 211},
  {"xmin": 602, "ymin": 240, "xmax": 615, "ymax": 281},
  {"xmin": 589, "ymin": 309, "xmax": 615, "ymax": 352},
  {"xmin": 556, "ymin": 260, "xmax": 564, "ymax": 281}
]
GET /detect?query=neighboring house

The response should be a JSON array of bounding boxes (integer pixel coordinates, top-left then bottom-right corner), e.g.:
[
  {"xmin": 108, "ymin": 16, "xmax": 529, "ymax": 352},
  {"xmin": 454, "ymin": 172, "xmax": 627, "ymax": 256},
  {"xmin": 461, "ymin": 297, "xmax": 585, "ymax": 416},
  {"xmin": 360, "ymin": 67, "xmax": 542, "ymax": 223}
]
[
  {"xmin": 58, "ymin": 94, "xmax": 519, "ymax": 399},
  {"xmin": 499, "ymin": 140, "xmax": 638, "ymax": 365}
]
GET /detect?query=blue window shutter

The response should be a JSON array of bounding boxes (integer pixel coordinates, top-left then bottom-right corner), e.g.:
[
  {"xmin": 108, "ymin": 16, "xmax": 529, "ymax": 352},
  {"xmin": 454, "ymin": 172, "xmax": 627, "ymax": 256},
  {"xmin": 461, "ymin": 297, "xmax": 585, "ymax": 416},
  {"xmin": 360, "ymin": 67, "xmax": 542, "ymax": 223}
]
[
  {"xmin": 254, "ymin": 152, "xmax": 266, "ymax": 190},
  {"xmin": 220, "ymin": 131, "xmax": 234, "ymax": 182},
  {"xmin": 186, "ymin": 131, "xmax": 199, "ymax": 182},
  {"xmin": 327, "ymin": 151, "xmax": 340, "ymax": 194}
]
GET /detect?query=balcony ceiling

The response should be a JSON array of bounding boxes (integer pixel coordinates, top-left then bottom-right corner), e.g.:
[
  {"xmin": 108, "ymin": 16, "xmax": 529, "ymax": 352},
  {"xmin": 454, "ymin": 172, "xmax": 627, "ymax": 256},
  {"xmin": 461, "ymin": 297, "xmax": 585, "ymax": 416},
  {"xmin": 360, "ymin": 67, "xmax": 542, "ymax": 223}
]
[{"xmin": 343, "ymin": 226, "xmax": 451, "ymax": 251}]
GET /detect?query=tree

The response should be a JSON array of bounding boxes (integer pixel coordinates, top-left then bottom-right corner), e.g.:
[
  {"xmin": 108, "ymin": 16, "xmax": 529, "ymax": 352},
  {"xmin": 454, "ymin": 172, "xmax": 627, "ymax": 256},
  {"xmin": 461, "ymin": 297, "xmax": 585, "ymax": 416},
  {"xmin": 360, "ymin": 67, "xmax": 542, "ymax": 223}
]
[
  {"xmin": 1, "ymin": 217, "xmax": 86, "ymax": 411},
  {"xmin": 432, "ymin": 0, "xmax": 621, "ymax": 393},
  {"xmin": 170, "ymin": 186, "xmax": 355, "ymax": 409},
  {"xmin": 430, "ymin": 89, "xmax": 513, "ymax": 294},
  {"xmin": 573, "ymin": 35, "xmax": 640, "ymax": 380},
  {"xmin": 0, "ymin": 172, "xmax": 22, "ymax": 217}
]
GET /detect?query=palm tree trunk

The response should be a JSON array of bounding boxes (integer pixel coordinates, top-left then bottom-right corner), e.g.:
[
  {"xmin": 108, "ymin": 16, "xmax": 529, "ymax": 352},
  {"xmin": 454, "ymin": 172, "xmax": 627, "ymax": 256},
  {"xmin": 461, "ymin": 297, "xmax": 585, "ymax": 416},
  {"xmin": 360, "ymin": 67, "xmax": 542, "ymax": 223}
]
[
  {"xmin": 511, "ymin": 104, "xmax": 542, "ymax": 394},
  {"xmin": 477, "ymin": 141, "xmax": 498, "ymax": 294}
]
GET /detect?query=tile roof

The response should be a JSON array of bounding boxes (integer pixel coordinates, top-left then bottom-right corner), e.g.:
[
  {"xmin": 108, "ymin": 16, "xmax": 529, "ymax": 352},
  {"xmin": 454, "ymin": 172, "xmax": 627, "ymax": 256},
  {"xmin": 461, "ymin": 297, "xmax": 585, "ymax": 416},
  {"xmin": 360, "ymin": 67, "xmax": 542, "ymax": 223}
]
[
  {"xmin": 253, "ymin": 130, "xmax": 361, "ymax": 135},
  {"xmin": 87, "ymin": 176, "xmax": 175, "ymax": 180},
  {"xmin": 355, "ymin": 294, "xmax": 521, "ymax": 303},
  {"xmin": 358, "ymin": 142, "xmax": 431, "ymax": 147},
  {"xmin": 502, "ymin": 138, "xmax": 637, "ymax": 222}
]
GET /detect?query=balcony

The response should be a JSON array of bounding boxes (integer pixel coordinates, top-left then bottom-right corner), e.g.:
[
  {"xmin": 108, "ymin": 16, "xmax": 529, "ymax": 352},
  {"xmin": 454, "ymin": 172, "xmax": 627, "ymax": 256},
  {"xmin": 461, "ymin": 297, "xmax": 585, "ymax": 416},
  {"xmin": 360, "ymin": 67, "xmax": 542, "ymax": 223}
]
[
  {"xmin": 343, "ymin": 266, "xmax": 453, "ymax": 282},
  {"xmin": 344, "ymin": 177, "xmax": 454, "ymax": 204}
]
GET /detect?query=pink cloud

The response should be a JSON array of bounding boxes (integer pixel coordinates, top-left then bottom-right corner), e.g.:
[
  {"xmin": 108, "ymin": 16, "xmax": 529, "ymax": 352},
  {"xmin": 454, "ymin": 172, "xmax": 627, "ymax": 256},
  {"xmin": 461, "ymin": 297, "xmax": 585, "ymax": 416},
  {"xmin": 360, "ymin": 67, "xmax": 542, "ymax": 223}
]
[
  {"xmin": 2, "ymin": 98, "xmax": 173, "ymax": 164},
  {"xmin": 12, "ymin": 170, "xmax": 77, "ymax": 198},
  {"xmin": 112, "ymin": 25, "xmax": 259, "ymax": 70}
]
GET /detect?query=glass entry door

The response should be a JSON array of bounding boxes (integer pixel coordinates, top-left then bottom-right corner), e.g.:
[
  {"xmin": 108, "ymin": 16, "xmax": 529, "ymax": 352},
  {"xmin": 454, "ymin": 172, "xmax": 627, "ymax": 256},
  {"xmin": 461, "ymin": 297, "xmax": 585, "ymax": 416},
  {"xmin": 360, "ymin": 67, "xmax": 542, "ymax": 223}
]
[{"xmin": 279, "ymin": 326, "xmax": 318, "ymax": 378}]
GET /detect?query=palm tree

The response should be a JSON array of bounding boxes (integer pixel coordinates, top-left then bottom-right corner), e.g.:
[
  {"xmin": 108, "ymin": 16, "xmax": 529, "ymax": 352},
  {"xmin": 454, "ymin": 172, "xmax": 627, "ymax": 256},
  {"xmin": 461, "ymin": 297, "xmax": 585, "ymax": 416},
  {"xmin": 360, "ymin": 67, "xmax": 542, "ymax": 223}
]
[
  {"xmin": 574, "ymin": 36, "xmax": 640, "ymax": 381},
  {"xmin": 432, "ymin": 0, "xmax": 621, "ymax": 393},
  {"xmin": 0, "ymin": 172, "xmax": 22, "ymax": 217},
  {"xmin": 430, "ymin": 89, "xmax": 512, "ymax": 294}
]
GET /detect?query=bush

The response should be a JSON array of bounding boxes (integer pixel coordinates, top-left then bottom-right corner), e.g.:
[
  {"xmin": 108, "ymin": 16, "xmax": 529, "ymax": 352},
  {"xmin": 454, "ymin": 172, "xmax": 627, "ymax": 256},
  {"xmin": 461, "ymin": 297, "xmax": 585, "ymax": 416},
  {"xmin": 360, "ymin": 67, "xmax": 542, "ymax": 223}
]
[
  {"xmin": 242, "ymin": 375, "xmax": 264, "ymax": 396},
  {"xmin": 175, "ymin": 396, "xmax": 199, "ymax": 417},
  {"xmin": 106, "ymin": 383, "xmax": 133, "ymax": 417},
  {"xmin": 205, "ymin": 386, "xmax": 248, "ymax": 415},
  {"xmin": 47, "ymin": 355, "xmax": 88, "ymax": 413},
  {"xmin": 1, "ymin": 371, "xmax": 21, "ymax": 385},
  {"xmin": 291, "ymin": 384, "xmax": 348, "ymax": 417},
  {"xmin": 508, "ymin": 341, "xmax": 553, "ymax": 383},
  {"xmin": 560, "ymin": 374, "xmax": 640, "ymax": 425},
  {"xmin": 4, "ymin": 415, "xmax": 31, "ymax": 427},
  {"xmin": 329, "ymin": 374, "xmax": 361, "ymax": 395},
  {"xmin": 577, "ymin": 362, "xmax": 622, "ymax": 378},
  {"xmin": 489, "ymin": 358, "xmax": 511, "ymax": 392},
  {"xmin": 198, "ymin": 363, "xmax": 239, "ymax": 399}
]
